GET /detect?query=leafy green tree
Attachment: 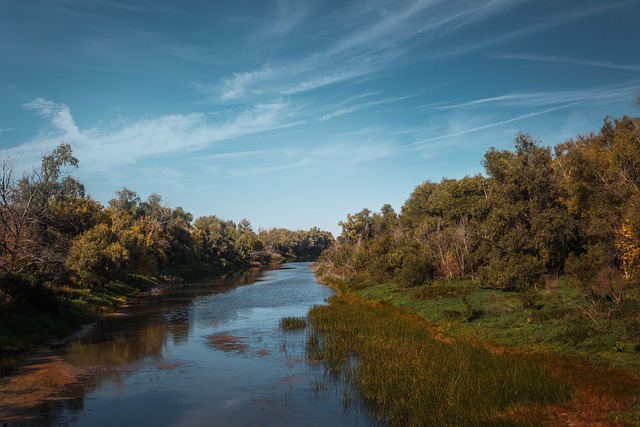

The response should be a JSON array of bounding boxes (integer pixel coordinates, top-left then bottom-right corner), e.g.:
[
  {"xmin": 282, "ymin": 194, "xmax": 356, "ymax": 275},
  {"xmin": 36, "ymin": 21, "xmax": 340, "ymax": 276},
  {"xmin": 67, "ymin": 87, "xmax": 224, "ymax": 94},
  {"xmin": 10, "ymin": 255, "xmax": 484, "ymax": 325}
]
[
  {"xmin": 556, "ymin": 115, "xmax": 640, "ymax": 284},
  {"xmin": 258, "ymin": 226, "xmax": 333, "ymax": 261},
  {"xmin": 0, "ymin": 143, "xmax": 83, "ymax": 277},
  {"xmin": 399, "ymin": 177, "xmax": 487, "ymax": 280},
  {"xmin": 66, "ymin": 223, "xmax": 130, "ymax": 285},
  {"xmin": 108, "ymin": 187, "xmax": 141, "ymax": 218},
  {"xmin": 235, "ymin": 218, "xmax": 258, "ymax": 261},
  {"xmin": 193, "ymin": 215, "xmax": 237, "ymax": 264},
  {"xmin": 373, "ymin": 204, "xmax": 398, "ymax": 236},
  {"xmin": 165, "ymin": 206, "xmax": 194, "ymax": 264},
  {"xmin": 479, "ymin": 134, "xmax": 574, "ymax": 290},
  {"xmin": 339, "ymin": 208, "xmax": 374, "ymax": 244}
]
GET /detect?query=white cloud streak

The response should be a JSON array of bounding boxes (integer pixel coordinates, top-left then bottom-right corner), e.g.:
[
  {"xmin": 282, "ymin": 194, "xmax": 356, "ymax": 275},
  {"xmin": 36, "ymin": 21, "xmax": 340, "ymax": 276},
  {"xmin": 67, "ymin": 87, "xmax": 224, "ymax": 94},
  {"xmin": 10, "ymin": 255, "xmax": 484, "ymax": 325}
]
[
  {"xmin": 435, "ymin": 83, "xmax": 640, "ymax": 110},
  {"xmin": 23, "ymin": 98, "xmax": 81, "ymax": 139},
  {"xmin": 398, "ymin": 103, "xmax": 580, "ymax": 152},
  {"xmin": 11, "ymin": 98, "xmax": 295, "ymax": 173},
  {"xmin": 209, "ymin": 0, "xmax": 524, "ymax": 102},
  {"xmin": 490, "ymin": 53, "xmax": 640, "ymax": 72}
]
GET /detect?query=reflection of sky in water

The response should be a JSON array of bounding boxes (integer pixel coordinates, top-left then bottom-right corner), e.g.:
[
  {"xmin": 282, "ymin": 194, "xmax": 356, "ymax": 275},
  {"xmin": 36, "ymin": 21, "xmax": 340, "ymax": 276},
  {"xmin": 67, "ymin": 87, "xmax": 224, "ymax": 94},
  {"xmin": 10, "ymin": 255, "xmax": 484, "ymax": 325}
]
[{"xmin": 35, "ymin": 263, "xmax": 378, "ymax": 427}]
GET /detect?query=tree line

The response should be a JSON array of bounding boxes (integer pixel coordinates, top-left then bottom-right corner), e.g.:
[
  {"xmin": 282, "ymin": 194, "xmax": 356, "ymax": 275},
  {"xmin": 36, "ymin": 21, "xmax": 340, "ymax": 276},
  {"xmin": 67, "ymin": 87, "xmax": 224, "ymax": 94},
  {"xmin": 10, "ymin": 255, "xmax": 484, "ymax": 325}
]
[
  {"xmin": 316, "ymin": 113, "xmax": 640, "ymax": 316},
  {"xmin": 0, "ymin": 144, "xmax": 333, "ymax": 312}
]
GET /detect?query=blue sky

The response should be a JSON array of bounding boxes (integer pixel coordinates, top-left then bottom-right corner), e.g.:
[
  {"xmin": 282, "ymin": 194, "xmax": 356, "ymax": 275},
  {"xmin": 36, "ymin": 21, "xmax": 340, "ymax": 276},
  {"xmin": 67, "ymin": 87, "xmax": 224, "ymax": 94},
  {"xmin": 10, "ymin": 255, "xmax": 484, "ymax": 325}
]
[{"xmin": 1, "ymin": 0, "xmax": 639, "ymax": 236}]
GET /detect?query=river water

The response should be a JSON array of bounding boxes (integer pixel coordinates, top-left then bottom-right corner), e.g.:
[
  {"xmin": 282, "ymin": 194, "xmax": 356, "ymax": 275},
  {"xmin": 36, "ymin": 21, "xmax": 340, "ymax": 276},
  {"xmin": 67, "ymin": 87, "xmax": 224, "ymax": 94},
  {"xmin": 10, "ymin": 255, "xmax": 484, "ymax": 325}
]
[{"xmin": 7, "ymin": 263, "xmax": 376, "ymax": 426}]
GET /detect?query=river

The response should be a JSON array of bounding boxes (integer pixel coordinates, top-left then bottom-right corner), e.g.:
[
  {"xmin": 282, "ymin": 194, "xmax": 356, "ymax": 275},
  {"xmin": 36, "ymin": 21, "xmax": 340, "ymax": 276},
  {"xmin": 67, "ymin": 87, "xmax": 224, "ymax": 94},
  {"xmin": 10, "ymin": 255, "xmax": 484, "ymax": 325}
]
[{"xmin": 3, "ymin": 263, "xmax": 377, "ymax": 426}]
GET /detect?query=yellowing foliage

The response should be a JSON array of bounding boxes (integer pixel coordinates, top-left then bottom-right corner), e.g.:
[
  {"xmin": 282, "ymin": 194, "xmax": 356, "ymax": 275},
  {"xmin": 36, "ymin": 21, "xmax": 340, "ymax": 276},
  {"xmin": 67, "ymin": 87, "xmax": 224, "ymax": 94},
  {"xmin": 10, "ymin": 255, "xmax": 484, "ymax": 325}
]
[{"xmin": 615, "ymin": 220, "xmax": 640, "ymax": 280}]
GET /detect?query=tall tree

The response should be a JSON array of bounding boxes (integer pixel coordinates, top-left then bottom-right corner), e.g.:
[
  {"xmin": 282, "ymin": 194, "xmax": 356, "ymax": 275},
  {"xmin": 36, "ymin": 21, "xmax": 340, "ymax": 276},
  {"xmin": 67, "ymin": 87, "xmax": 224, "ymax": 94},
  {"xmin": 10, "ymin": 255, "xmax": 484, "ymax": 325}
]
[
  {"xmin": 480, "ymin": 134, "xmax": 574, "ymax": 289},
  {"xmin": 0, "ymin": 143, "xmax": 82, "ymax": 277}
]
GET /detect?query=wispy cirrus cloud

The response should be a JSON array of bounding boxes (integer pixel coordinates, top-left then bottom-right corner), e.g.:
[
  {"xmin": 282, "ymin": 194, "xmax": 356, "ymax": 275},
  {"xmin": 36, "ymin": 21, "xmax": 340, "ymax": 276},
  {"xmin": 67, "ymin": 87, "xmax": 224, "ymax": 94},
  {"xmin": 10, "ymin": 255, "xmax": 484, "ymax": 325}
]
[
  {"xmin": 219, "ymin": 66, "xmax": 277, "ymax": 101},
  {"xmin": 317, "ymin": 93, "xmax": 416, "ymax": 122},
  {"xmin": 490, "ymin": 53, "xmax": 640, "ymax": 72},
  {"xmin": 23, "ymin": 98, "xmax": 81, "ymax": 139},
  {"xmin": 227, "ymin": 156, "xmax": 310, "ymax": 178},
  {"xmin": 266, "ymin": 0, "xmax": 315, "ymax": 36},
  {"xmin": 207, "ymin": 0, "xmax": 524, "ymax": 102},
  {"xmin": 59, "ymin": 0, "xmax": 182, "ymax": 15},
  {"xmin": 401, "ymin": 103, "xmax": 578, "ymax": 151},
  {"xmin": 434, "ymin": 82, "xmax": 640, "ymax": 110},
  {"xmin": 11, "ymin": 97, "xmax": 295, "ymax": 172}
]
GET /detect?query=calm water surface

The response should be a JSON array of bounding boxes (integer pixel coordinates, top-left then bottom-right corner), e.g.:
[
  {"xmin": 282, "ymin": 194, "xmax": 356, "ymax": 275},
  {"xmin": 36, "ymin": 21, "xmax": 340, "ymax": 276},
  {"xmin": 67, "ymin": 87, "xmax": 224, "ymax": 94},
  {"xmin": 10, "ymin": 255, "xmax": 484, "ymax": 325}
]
[{"xmin": 13, "ymin": 263, "xmax": 376, "ymax": 426}]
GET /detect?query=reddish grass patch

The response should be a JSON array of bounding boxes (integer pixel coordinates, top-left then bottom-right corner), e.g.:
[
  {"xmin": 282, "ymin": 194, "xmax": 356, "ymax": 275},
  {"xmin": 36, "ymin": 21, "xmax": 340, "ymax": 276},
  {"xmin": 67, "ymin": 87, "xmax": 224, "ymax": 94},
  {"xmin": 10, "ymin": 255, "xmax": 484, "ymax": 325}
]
[{"xmin": 541, "ymin": 358, "xmax": 640, "ymax": 426}]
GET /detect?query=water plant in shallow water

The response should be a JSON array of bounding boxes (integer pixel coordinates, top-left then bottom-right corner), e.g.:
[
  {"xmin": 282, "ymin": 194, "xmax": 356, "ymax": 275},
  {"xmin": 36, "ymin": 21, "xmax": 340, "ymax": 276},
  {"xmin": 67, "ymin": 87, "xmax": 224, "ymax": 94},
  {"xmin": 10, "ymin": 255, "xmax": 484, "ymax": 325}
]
[
  {"xmin": 307, "ymin": 295, "xmax": 571, "ymax": 426},
  {"xmin": 279, "ymin": 316, "xmax": 307, "ymax": 330}
]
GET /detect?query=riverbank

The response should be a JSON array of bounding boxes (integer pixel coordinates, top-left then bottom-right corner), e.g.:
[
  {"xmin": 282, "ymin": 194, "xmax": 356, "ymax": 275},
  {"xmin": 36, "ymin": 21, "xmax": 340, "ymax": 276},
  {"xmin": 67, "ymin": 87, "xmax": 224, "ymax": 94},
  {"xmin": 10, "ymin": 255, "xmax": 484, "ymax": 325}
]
[
  {"xmin": 312, "ymin": 271, "xmax": 640, "ymax": 425},
  {"xmin": 0, "ymin": 281, "xmax": 133, "ymax": 377}
]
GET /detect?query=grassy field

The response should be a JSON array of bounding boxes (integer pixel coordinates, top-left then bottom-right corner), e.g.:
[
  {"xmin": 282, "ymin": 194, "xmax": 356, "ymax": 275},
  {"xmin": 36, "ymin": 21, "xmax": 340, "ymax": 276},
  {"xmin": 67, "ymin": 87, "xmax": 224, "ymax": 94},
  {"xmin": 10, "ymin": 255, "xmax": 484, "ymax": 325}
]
[
  {"xmin": 308, "ymin": 274, "xmax": 640, "ymax": 425},
  {"xmin": 355, "ymin": 278, "xmax": 640, "ymax": 372}
]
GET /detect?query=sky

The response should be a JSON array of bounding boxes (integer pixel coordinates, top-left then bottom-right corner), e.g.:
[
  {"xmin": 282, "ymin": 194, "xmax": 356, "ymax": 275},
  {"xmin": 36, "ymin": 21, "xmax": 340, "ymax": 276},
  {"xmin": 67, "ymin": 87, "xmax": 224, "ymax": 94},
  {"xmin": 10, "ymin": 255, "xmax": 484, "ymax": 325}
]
[{"xmin": 1, "ymin": 0, "xmax": 639, "ymax": 236}]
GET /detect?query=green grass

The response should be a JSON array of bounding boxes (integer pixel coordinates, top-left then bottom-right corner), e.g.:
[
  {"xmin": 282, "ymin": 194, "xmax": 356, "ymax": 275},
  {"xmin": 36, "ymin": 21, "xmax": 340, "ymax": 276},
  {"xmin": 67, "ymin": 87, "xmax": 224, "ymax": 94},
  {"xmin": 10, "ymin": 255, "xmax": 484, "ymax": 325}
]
[
  {"xmin": 354, "ymin": 278, "xmax": 640, "ymax": 372},
  {"xmin": 279, "ymin": 316, "xmax": 307, "ymax": 330},
  {"xmin": 307, "ymin": 294, "xmax": 570, "ymax": 426},
  {"xmin": 311, "ymin": 273, "xmax": 640, "ymax": 423}
]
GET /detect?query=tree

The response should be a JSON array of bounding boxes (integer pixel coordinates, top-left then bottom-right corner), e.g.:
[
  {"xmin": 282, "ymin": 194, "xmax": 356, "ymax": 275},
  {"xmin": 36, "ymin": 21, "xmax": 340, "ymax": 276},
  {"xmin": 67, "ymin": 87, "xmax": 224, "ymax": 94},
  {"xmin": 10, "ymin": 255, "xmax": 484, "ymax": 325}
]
[
  {"xmin": 339, "ymin": 208, "xmax": 374, "ymax": 244},
  {"xmin": 480, "ymin": 134, "xmax": 574, "ymax": 289},
  {"xmin": 165, "ymin": 206, "xmax": 194, "ymax": 264},
  {"xmin": 66, "ymin": 224, "xmax": 129, "ymax": 285},
  {"xmin": 193, "ymin": 215, "xmax": 237, "ymax": 264},
  {"xmin": 373, "ymin": 204, "xmax": 398, "ymax": 236},
  {"xmin": 108, "ymin": 187, "xmax": 141, "ymax": 218},
  {"xmin": 556, "ymin": 116, "xmax": 640, "ymax": 283},
  {"xmin": 400, "ymin": 181, "xmax": 440, "ymax": 232},
  {"xmin": 0, "ymin": 143, "xmax": 82, "ymax": 276},
  {"xmin": 235, "ymin": 218, "xmax": 258, "ymax": 261}
]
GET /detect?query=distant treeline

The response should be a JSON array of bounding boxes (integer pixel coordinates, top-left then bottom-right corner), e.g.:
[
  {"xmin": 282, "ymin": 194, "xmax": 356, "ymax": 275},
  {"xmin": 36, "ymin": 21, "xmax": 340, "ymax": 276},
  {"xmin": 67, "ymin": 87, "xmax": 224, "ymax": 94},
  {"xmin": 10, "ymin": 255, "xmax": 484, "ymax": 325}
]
[
  {"xmin": 316, "ymin": 114, "xmax": 640, "ymax": 314},
  {"xmin": 0, "ymin": 144, "xmax": 333, "ymax": 311}
]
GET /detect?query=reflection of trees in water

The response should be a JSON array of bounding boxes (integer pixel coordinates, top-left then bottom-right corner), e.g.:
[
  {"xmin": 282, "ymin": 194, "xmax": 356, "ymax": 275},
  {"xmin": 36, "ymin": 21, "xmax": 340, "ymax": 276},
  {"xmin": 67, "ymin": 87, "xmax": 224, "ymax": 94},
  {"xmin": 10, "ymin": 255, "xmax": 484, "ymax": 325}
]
[
  {"xmin": 63, "ymin": 268, "xmax": 264, "ymax": 370},
  {"xmin": 64, "ymin": 317, "xmax": 166, "ymax": 368},
  {"xmin": 165, "ymin": 307, "xmax": 190, "ymax": 345},
  {"xmin": 16, "ymin": 268, "xmax": 268, "ymax": 425}
]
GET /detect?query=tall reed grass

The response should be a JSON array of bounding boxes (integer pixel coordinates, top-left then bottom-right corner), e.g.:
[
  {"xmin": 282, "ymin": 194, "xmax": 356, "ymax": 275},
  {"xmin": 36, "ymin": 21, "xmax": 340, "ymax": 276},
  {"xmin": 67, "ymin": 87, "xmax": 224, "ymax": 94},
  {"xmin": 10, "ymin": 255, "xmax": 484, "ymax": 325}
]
[
  {"xmin": 279, "ymin": 316, "xmax": 307, "ymax": 330},
  {"xmin": 307, "ymin": 295, "xmax": 570, "ymax": 426}
]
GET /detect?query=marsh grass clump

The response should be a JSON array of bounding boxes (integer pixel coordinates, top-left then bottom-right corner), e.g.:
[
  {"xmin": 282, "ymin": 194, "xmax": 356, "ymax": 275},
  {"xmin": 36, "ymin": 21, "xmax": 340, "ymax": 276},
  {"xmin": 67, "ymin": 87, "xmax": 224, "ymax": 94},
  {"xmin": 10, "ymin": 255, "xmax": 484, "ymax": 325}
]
[
  {"xmin": 279, "ymin": 316, "xmax": 307, "ymax": 330},
  {"xmin": 307, "ymin": 295, "xmax": 571, "ymax": 426}
]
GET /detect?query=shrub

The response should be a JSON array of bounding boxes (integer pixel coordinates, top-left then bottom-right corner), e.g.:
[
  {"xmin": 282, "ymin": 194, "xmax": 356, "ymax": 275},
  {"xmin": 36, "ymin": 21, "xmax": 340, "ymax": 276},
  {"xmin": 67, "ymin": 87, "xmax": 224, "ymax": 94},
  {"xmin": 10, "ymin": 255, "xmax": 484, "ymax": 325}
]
[
  {"xmin": 462, "ymin": 297, "xmax": 483, "ymax": 322},
  {"xmin": 396, "ymin": 251, "xmax": 435, "ymax": 288},
  {"xmin": 0, "ymin": 274, "xmax": 58, "ymax": 314},
  {"xmin": 479, "ymin": 254, "xmax": 546, "ymax": 291},
  {"xmin": 518, "ymin": 289, "xmax": 540, "ymax": 310}
]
